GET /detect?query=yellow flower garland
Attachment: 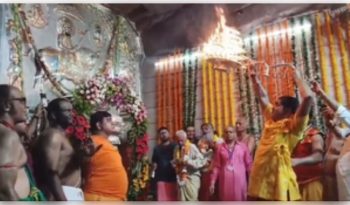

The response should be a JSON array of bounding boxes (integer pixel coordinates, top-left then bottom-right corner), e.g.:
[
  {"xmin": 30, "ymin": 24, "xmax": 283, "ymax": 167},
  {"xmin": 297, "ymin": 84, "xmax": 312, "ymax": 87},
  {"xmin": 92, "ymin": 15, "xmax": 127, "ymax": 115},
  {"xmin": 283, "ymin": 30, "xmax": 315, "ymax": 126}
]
[
  {"xmin": 167, "ymin": 57, "xmax": 173, "ymax": 134},
  {"xmin": 202, "ymin": 58, "xmax": 209, "ymax": 123},
  {"xmin": 222, "ymin": 71, "xmax": 229, "ymax": 128},
  {"xmin": 335, "ymin": 19, "xmax": 350, "ymax": 106},
  {"xmin": 208, "ymin": 62, "xmax": 216, "ymax": 129},
  {"xmin": 325, "ymin": 12, "xmax": 343, "ymax": 103},
  {"xmin": 156, "ymin": 62, "xmax": 161, "ymax": 129},
  {"xmin": 174, "ymin": 139, "xmax": 192, "ymax": 174},
  {"xmin": 228, "ymin": 69, "xmax": 236, "ymax": 126},
  {"xmin": 215, "ymin": 69, "xmax": 222, "ymax": 136},
  {"xmin": 316, "ymin": 13, "xmax": 330, "ymax": 94},
  {"xmin": 173, "ymin": 51, "xmax": 179, "ymax": 132}
]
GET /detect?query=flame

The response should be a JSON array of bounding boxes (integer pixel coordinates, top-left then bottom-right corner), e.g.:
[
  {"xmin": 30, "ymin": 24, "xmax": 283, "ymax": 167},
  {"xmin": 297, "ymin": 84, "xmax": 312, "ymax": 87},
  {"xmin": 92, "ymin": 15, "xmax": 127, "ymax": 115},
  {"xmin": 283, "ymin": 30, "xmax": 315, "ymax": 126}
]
[{"xmin": 202, "ymin": 7, "xmax": 248, "ymax": 70}]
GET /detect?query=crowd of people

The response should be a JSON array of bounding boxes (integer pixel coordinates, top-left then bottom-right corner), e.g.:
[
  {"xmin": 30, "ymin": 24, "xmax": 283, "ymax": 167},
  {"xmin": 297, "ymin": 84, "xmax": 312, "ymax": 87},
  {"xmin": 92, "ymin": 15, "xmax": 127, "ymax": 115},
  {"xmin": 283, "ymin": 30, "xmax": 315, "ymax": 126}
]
[
  {"xmin": 151, "ymin": 65, "xmax": 350, "ymax": 201},
  {"xmin": 1, "ymin": 63, "xmax": 350, "ymax": 201},
  {"xmin": 0, "ymin": 85, "xmax": 128, "ymax": 201}
]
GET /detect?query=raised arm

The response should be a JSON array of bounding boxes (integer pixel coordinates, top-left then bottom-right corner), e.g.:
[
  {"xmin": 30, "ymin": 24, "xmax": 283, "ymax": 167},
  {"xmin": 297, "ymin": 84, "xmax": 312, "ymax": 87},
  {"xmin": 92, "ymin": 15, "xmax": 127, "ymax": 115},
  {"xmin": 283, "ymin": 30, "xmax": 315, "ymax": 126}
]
[
  {"xmin": 0, "ymin": 132, "xmax": 20, "ymax": 200},
  {"xmin": 312, "ymin": 81, "xmax": 340, "ymax": 111},
  {"xmin": 312, "ymin": 81, "xmax": 350, "ymax": 127},
  {"xmin": 248, "ymin": 64, "xmax": 270, "ymax": 110},
  {"xmin": 294, "ymin": 68, "xmax": 314, "ymax": 118},
  {"xmin": 42, "ymin": 132, "xmax": 67, "ymax": 201}
]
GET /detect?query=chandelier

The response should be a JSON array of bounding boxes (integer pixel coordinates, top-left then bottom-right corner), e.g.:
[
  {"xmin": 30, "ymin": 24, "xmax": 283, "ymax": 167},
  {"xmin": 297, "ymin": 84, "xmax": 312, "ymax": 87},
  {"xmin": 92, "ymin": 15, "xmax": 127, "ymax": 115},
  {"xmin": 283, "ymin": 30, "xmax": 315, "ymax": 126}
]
[{"xmin": 202, "ymin": 7, "xmax": 249, "ymax": 71}]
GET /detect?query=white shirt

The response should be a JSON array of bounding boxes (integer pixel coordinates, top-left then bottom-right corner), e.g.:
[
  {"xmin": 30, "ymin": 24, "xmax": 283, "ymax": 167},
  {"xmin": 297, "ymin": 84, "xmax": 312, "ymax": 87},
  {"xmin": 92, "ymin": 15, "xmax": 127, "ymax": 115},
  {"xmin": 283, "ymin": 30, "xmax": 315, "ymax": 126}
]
[{"xmin": 336, "ymin": 105, "xmax": 350, "ymax": 128}]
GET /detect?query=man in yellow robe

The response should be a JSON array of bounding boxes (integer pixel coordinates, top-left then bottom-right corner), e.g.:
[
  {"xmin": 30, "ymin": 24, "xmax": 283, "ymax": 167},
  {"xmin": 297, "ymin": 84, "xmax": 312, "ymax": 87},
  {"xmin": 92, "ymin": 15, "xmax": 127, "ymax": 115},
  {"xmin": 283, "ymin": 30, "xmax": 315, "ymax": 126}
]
[{"xmin": 247, "ymin": 65, "xmax": 314, "ymax": 201}]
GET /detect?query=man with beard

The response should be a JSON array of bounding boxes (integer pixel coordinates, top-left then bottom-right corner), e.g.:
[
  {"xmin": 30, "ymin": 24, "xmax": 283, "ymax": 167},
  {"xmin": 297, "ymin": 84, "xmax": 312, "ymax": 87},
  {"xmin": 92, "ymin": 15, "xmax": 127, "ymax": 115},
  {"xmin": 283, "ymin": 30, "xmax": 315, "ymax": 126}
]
[
  {"xmin": 152, "ymin": 127, "xmax": 177, "ymax": 201},
  {"xmin": 33, "ymin": 98, "xmax": 83, "ymax": 201},
  {"xmin": 0, "ymin": 84, "xmax": 46, "ymax": 201}
]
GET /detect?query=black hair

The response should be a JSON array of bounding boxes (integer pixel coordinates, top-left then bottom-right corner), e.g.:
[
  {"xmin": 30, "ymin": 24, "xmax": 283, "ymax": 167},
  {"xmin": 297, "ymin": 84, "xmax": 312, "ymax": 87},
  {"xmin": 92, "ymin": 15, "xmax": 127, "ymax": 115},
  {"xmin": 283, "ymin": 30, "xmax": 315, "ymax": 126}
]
[
  {"xmin": 279, "ymin": 96, "xmax": 299, "ymax": 114},
  {"xmin": 157, "ymin": 126, "xmax": 168, "ymax": 133},
  {"xmin": 47, "ymin": 98, "xmax": 70, "ymax": 122},
  {"xmin": 201, "ymin": 122, "xmax": 214, "ymax": 130},
  {"xmin": 0, "ymin": 84, "xmax": 12, "ymax": 114},
  {"xmin": 90, "ymin": 111, "xmax": 112, "ymax": 133}
]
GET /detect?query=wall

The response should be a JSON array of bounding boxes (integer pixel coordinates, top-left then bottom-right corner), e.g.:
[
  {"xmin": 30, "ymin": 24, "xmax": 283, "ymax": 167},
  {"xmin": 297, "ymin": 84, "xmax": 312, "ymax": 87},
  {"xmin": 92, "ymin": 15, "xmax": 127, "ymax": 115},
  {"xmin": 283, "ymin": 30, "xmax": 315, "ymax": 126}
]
[{"xmin": 0, "ymin": 4, "xmax": 143, "ymax": 114}]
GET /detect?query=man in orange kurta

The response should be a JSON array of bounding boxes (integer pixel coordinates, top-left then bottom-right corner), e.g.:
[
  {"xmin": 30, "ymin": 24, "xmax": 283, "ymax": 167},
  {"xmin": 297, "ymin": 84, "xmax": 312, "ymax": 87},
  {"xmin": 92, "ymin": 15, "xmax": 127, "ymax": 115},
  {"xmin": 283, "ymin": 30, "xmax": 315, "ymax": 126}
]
[
  {"xmin": 84, "ymin": 111, "xmax": 128, "ymax": 201},
  {"xmin": 247, "ymin": 64, "xmax": 314, "ymax": 201}
]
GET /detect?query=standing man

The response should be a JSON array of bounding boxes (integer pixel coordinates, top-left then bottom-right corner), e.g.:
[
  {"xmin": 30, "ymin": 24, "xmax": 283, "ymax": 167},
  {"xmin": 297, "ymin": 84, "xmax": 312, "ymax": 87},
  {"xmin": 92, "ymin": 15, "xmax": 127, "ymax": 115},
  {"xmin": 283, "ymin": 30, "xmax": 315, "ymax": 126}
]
[
  {"xmin": 247, "ymin": 65, "xmax": 314, "ymax": 201},
  {"xmin": 209, "ymin": 126, "xmax": 252, "ymax": 201},
  {"xmin": 186, "ymin": 126, "xmax": 198, "ymax": 144},
  {"xmin": 83, "ymin": 111, "xmax": 128, "ymax": 201},
  {"xmin": 235, "ymin": 118, "xmax": 256, "ymax": 156},
  {"xmin": 311, "ymin": 81, "xmax": 350, "ymax": 200},
  {"xmin": 152, "ymin": 127, "xmax": 177, "ymax": 201},
  {"xmin": 33, "ymin": 98, "xmax": 83, "ymax": 201},
  {"xmin": 292, "ymin": 125, "xmax": 324, "ymax": 200},
  {"xmin": 0, "ymin": 84, "xmax": 46, "ymax": 201},
  {"xmin": 173, "ymin": 130, "xmax": 207, "ymax": 201}
]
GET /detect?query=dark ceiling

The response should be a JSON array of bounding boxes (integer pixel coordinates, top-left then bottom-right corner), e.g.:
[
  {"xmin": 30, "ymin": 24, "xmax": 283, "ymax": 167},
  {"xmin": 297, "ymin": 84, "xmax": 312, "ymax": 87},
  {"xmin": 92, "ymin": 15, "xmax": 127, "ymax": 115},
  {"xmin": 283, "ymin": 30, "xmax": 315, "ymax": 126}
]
[{"xmin": 103, "ymin": 4, "xmax": 343, "ymax": 57}]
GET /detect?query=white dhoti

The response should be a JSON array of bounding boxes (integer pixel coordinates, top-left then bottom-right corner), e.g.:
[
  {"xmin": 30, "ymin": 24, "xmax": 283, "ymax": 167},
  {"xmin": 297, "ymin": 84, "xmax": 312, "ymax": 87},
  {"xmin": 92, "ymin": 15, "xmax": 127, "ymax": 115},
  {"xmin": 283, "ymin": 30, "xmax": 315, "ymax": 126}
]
[
  {"xmin": 62, "ymin": 186, "xmax": 84, "ymax": 201},
  {"xmin": 336, "ymin": 152, "xmax": 350, "ymax": 201}
]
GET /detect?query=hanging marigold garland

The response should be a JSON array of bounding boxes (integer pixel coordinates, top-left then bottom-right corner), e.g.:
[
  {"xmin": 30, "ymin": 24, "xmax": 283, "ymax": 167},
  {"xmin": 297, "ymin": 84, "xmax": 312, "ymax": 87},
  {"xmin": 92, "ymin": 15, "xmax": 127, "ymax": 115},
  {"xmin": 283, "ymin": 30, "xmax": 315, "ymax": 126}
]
[
  {"xmin": 301, "ymin": 17, "xmax": 311, "ymax": 80},
  {"xmin": 236, "ymin": 55, "xmax": 245, "ymax": 118},
  {"xmin": 346, "ymin": 13, "xmax": 350, "ymax": 64},
  {"xmin": 159, "ymin": 59, "xmax": 165, "ymax": 128},
  {"xmin": 315, "ymin": 12, "xmax": 330, "ymax": 94},
  {"xmin": 190, "ymin": 49, "xmax": 199, "ymax": 127},
  {"xmin": 208, "ymin": 61, "xmax": 216, "ymax": 129},
  {"xmin": 256, "ymin": 27, "xmax": 266, "ymax": 92},
  {"xmin": 242, "ymin": 41, "xmax": 254, "ymax": 133},
  {"xmin": 335, "ymin": 17, "xmax": 350, "ymax": 106},
  {"xmin": 221, "ymin": 66, "xmax": 229, "ymax": 128},
  {"xmin": 301, "ymin": 15, "xmax": 319, "ymax": 126},
  {"xmin": 249, "ymin": 31, "xmax": 262, "ymax": 134},
  {"xmin": 164, "ymin": 57, "xmax": 170, "ymax": 132},
  {"xmin": 278, "ymin": 21, "xmax": 287, "ymax": 97},
  {"xmin": 186, "ymin": 50, "xmax": 192, "ymax": 128},
  {"xmin": 264, "ymin": 25, "xmax": 274, "ymax": 102},
  {"xmin": 202, "ymin": 54, "xmax": 209, "ymax": 123},
  {"xmin": 310, "ymin": 13, "xmax": 325, "ymax": 130},
  {"xmin": 228, "ymin": 66, "xmax": 237, "ymax": 127},
  {"xmin": 178, "ymin": 51, "xmax": 184, "ymax": 131},
  {"xmin": 169, "ymin": 56, "xmax": 175, "ymax": 135},
  {"xmin": 324, "ymin": 11, "xmax": 343, "ymax": 103},
  {"xmin": 212, "ymin": 63, "xmax": 219, "ymax": 134},
  {"xmin": 156, "ymin": 60, "xmax": 162, "ymax": 129},
  {"xmin": 173, "ymin": 50, "xmax": 179, "ymax": 132},
  {"xmin": 183, "ymin": 49, "xmax": 189, "ymax": 128},
  {"xmin": 216, "ymin": 68, "xmax": 223, "ymax": 136},
  {"xmin": 290, "ymin": 17, "xmax": 300, "ymax": 98},
  {"xmin": 271, "ymin": 23, "xmax": 279, "ymax": 99}
]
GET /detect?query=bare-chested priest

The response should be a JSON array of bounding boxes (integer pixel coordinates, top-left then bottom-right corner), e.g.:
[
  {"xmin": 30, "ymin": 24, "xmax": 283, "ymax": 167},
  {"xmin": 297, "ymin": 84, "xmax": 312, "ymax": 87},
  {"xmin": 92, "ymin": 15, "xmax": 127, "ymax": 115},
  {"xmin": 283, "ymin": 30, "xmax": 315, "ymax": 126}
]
[
  {"xmin": 33, "ymin": 98, "xmax": 83, "ymax": 201},
  {"xmin": 0, "ymin": 84, "xmax": 46, "ymax": 201}
]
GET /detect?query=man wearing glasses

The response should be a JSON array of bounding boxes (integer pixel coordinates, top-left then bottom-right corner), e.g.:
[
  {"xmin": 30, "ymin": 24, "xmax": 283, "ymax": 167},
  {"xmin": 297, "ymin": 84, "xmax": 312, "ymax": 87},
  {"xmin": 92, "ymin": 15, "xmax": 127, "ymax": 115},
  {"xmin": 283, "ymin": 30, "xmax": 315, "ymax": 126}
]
[{"xmin": 0, "ymin": 84, "xmax": 46, "ymax": 201}]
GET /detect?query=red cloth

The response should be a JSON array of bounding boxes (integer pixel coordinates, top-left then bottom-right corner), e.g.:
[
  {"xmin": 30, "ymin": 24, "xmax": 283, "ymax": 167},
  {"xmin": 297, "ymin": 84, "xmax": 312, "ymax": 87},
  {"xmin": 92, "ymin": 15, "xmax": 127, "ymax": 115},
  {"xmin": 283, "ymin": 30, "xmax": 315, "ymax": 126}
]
[
  {"xmin": 157, "ymin": 182, "xmax": 177, "ymax": 201},
  {"xmin": 292, "ymin": 128, "xmax": 323, "ymax": 184},
  {"xmin": 199, "ymin": 171, "xmax": 218, "ymax": 201}
]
